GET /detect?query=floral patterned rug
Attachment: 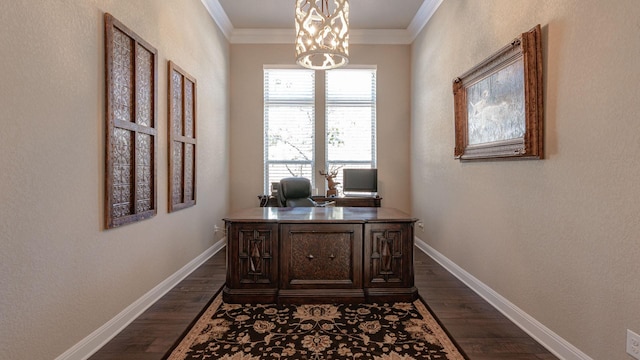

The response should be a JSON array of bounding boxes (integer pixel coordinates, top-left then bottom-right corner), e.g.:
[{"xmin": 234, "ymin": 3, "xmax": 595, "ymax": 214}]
[{"xmin": 165, "ymin": 294, "xmax": 466, "ymax": 360}]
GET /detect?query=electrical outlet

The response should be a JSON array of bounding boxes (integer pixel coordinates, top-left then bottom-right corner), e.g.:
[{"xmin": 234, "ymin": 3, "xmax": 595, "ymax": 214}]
[
  {"xmin": 628, "ymin": 329, "xmax": 640, "ymax": 360},
  {"xmin": 417, "ymin": 221, "xmax": 424, "ymax": 230}
]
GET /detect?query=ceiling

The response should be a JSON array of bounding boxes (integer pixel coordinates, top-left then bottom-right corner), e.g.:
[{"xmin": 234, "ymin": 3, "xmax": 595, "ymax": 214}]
[{"xmin": 201, "ymin": 0, "xmax": 443, "ymax": 44}]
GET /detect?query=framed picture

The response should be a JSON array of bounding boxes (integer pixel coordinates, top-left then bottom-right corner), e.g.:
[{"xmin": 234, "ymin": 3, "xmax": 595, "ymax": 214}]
[{"xmin": 453, "ymin": 25, "xmax": 543, "ymax": 161}]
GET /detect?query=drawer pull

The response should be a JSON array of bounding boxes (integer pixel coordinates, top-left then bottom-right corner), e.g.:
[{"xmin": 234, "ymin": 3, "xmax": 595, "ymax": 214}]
[
  {"xmin": 329, "ymin": 254, "xmax": 335, "ymax": 260},
  {"xmin": 307, "ymin": 254, "xmax": 314, "ymax": 260}
]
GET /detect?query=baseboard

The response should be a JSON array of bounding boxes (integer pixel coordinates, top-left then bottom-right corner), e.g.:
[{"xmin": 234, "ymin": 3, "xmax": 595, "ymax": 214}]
[
  {"xmin": 55, "ymin": 238, "xmax": 227, "ymax": 360},
  {"xmin": 414, "ymin": 237, "xmax": 593, "ymax": 360}
]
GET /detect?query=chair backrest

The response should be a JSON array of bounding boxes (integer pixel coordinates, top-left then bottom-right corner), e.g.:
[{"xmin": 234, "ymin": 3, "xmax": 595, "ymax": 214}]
[{"xmin": 278, "ymin": 177, "xmax": 315, "ymax": 207}]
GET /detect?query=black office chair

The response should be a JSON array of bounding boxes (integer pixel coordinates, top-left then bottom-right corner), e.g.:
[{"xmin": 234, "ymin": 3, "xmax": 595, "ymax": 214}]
[{"xmin": 277, "ymin": 177, "xmax": 317, "ymax": 207}]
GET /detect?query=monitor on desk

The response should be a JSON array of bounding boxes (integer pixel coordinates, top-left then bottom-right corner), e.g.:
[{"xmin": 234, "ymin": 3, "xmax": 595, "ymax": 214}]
[{"xmin": 342, "ymin": 168, "xmax": 377, "ymax": 196}]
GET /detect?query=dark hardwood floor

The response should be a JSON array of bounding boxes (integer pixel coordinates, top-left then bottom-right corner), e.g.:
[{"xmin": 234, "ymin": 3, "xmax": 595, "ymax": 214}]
[
  {"xmin": 89, "ymin": 247, "xmax": 557, "ymax": 360},
  {"xmin": 414, "ymin": 249, "xmax": 557, "ymax": 360},
  {"xmin": 89, "ymin": 251, "xmax": 226, "ymax": 360}
]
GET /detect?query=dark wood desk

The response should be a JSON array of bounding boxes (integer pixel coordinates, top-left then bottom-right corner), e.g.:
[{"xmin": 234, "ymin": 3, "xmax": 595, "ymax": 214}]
[
  {"xmin": 258, "ymin": 195, "xmax": 382, "ymax": 207},
  {"xmin": 223, "ymin": 207, "xmax": 417, "ymax": 304}
]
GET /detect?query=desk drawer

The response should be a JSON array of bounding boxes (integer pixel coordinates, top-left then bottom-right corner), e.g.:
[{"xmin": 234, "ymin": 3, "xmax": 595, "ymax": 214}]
[{"xmin": 280, "ymin": 223, "xmax": 362, "ymax": 289}]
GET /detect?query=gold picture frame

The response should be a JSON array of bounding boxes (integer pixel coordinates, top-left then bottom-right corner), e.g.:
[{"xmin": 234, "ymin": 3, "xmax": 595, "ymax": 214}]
[{"xmin": 453, "ymin": 25, "xmax": 543, "ymax": 161}]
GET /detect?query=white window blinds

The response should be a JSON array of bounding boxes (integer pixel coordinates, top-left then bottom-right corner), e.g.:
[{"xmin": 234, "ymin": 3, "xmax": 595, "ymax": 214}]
[
  {"xmin": 263, "ymin": 68, "xmax": 315, "ymax": 193},
  {"xmin": 263, "ymin": 67, "xmax": 376, "ymax": 194},
  {"xmin": 326, "ymin": 69, "xmax": 377, "ymax": 185}
]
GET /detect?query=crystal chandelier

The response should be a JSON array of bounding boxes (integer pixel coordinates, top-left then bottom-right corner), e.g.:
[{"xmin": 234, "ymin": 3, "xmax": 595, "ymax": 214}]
[{"xmin": 295, "ymin": 0, "xmax": 349, "ymax": 70}]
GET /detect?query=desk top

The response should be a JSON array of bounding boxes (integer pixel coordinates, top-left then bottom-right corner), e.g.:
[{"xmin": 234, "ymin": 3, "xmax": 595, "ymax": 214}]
[{"xmin": 224, "ymin": 207, "xmax": 415, "ymax": 223}]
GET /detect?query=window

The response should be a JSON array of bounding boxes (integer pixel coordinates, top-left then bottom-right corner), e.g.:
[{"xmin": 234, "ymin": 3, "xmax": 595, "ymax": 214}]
[
  {"xmin": 264, "ymin": 67, "xmax": 376, "ymax": 194},
  {"xmin": 325, "ymin": 69, "xmax": 377, "ymax": 187},
  {"xmin": 264, "ymin": 69, "xmax": 315, "ymax": 193}
]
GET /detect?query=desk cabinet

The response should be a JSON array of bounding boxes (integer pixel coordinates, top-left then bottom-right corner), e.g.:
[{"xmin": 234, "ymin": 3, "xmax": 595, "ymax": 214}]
[
  {"xmin": 312, "ymin": 196, "xmax": 382, "ymax": 207},
  {"xmin": 223, "ymin": 207, "xmax": 416, "ymax": 304},
  {"xmin": 258, "ymin": 195, "xmax": 382, "ymax": 207},
  {"xmin": 225, "ymin": 222, "xmax": 279, "ymax": 300},
  {"xmin": 279, "ymin": 223, "xmax": 363, "ymax": 303},
  {"xmin": 364, "ymin": 222, "xmax": 415, "ymax": 301}
]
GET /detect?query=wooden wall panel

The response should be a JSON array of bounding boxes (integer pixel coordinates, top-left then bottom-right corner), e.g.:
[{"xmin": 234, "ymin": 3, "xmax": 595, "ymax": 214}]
[
  {"xmin": 105, "ymin": 13, "xmax": 158, "ymax": 228},
  {"xmin": 168, "ymin": 61, "xmax": 197, "ymax": 212}
]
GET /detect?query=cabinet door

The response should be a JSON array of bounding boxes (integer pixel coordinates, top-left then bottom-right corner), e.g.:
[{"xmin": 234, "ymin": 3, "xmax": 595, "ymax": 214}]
[
  {"xmin": 280, "ymin": 223, "xmax": 362, "ymax": 289},
  {"xmin": 227, "ymin": 222, "xmax": 278, "ymax": 288},
  {"xmin": 364, "ymin": 222, "xmax": 414, "ymax": 288}
]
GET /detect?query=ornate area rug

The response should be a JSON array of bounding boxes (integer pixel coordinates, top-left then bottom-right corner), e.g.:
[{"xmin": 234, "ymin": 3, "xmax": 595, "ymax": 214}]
[{"xmin": 165, "ymin": 294, "xmax": 466, "ymax": 360}]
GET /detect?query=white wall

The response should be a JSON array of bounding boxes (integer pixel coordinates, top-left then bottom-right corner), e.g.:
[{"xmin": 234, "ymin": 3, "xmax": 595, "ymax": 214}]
[
  {"xmin": 0, "ymin": 1, "xmax": 229, "ymax": 358},
  {"xmin": 411, "ymin": 1, "xmax": 640, "ymax": 359},
  {"xmin": 229, "ymin": 44, "xmax": 412, "ymax": 213}
]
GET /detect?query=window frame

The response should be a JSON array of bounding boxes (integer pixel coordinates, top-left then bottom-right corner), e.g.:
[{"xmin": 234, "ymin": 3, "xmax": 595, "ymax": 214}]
[
  {"xmin": 263, "ymin": 67, "xmax": 316, "ymax": 194},
  {"xmin": 263, "ymin": 66, "xmax": 377, "ymax": 195},
  {"xmin": 325, "ymin": 68, "xmax": 377, "ymax": 177}
]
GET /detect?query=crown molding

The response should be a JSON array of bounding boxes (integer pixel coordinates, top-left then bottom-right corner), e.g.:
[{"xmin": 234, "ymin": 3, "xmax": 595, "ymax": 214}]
[
  {"xmin": 351, "ymin": 29, "xmax": 413, "ymax": 45},
  {"xmin": 230, "ymin": 28, "xmax": 292, "ymax": 44},
  {"xmin": 230, "ymin": 28, "xmax": 412, "ymax": 45},
  {"xmin": 201, "ymin": 0, "xmax": 233, "ymax": 39},
  {"xmin": 203, "ymin": 0, "xmax": 442, "ymax": 45},
  {"xmin": 407, "ymin": 0, "xmax": 444, "ymax": 40}
]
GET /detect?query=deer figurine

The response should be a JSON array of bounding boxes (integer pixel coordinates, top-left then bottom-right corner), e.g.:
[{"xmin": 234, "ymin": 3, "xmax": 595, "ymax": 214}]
[{"xmin": 319, "ymin": 167, "xmax": 341, "ymax": 197}]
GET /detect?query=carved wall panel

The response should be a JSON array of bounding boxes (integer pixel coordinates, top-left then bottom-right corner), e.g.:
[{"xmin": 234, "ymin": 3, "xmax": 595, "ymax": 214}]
[
  {"xmin": 168, "ymin": 61, "xmax": 197, "ymax": 212},
  {"xmin": 105, "ymin": 13, "xmax": 157, "ymax": 228}
]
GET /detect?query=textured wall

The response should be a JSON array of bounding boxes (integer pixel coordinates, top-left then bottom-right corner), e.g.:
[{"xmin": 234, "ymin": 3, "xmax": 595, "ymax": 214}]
[
  {"xmin": 229, "ymin": 44, "xmax": 412, "ymax": 213},
  {"xmin": 411, "ymin": 0, "xmax": 640, "ymax": 359},
  {"xmin": 0, "ymin": 1, "xmax": 229, "ymax": 358}
]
